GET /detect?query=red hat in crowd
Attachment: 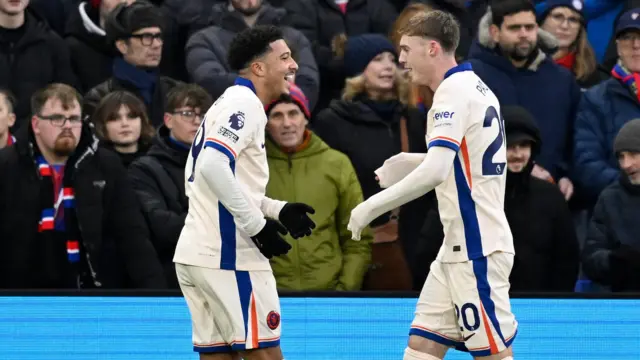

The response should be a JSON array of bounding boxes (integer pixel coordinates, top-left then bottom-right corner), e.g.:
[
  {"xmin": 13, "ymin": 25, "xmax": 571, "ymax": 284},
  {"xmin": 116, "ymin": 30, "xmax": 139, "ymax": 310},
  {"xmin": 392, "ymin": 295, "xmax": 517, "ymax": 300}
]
[
  {"xmin": 90, "ymin": 0, "xmax": 101, "ymax": 8},
  {"xmin": 265, "ymin": 83, "xmax": 311, "ymax": 120}
]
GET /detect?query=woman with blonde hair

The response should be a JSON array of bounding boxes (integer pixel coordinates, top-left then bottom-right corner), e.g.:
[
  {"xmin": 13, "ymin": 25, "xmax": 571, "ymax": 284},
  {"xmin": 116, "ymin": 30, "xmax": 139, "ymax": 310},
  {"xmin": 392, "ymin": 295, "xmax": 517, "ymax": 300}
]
[
  {"xmin": 538, "ymin": 0, "xmax": 609, "ymax": 88},
  {"xmin": 313, "ymin": 33, "xmax": 429, "ymax": 291},
  {"xmin": 91, "ymin": 90, "xmax": 155, "ymax": 167}
]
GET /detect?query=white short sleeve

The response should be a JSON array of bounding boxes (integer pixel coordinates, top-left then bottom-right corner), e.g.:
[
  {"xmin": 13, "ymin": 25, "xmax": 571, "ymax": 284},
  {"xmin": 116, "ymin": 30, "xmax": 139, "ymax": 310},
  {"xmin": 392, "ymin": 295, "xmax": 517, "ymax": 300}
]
[
  {"xmin": 427, "ymin": 80, "xmax": 471, "ymax": 153},
  {"xmin": 203, "ymin": 103, "xmax": 259, "ymax": 161}
]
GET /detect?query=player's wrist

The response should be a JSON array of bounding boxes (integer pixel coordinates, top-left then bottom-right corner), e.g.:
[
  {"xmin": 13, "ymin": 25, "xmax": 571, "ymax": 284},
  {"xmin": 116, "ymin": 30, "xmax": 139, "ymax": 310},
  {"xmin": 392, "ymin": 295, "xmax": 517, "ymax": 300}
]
[{"xmin": 246, "ymin": 217, "xmax": 267, "ymax": 238}]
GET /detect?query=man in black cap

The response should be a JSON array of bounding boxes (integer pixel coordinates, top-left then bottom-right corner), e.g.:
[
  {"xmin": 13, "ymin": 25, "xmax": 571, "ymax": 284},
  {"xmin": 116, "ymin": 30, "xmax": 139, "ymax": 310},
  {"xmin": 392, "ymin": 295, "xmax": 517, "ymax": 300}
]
[
  {"xmin": 502, "ymin": 105, "xmax": 579, "ymax": 292},
  {"xmin": 83, "ymin": 0, "xmax": 181, "ymax": 128},
  {"xmin": 583, "ymin": 119, "xmax": 640, "ymax": 292},
  {"xmin": 574, "ymin": 8, "xmax": 640, "ymax": 208}
]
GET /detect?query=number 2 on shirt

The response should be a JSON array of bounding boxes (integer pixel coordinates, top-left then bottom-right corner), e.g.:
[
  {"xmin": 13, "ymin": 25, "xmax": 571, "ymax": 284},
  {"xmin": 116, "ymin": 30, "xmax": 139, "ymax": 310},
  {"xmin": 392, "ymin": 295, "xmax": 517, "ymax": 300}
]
[
  {"xmin": 188, "ymin": 120, "xmax": 206, "ymax": 182},
  {"xmin": 481, "ymin": 106, "xmax": 506, "ymax": 176}
]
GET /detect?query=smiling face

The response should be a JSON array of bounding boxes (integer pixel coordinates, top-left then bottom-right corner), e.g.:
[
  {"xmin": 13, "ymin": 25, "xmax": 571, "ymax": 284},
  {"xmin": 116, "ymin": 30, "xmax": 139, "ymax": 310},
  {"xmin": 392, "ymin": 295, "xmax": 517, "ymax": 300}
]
[
  {"xmin": 398, "ymin": 34, "xmax": 432, "ymax": 86},
  {"xmin": 363, "ymin": 51, "xmax": 397, "ymax": 92},
  {"xmin": 259, "ymin": 39, "xmax": 298, "ymax": 101},
  {"xmin": 507, "ymin": 141, "xmax": 532, "ymax": 173}
]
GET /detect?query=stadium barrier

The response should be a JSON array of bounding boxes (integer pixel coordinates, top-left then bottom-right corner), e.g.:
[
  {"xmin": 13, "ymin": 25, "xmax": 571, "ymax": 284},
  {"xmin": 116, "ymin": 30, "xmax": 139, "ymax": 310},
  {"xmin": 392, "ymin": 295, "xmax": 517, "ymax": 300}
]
[{"xmin": 0, "ymin": 291, "xmax": 638, "ymax": 359}]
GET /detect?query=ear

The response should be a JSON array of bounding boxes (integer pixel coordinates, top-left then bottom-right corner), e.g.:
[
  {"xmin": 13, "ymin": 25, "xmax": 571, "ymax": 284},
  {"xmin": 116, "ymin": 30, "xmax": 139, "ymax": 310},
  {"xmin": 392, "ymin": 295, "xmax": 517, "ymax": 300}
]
[
  {"xmin": 428, "ymin": 40, "xmax": 438, "ymax": 56},
  {"xmin": 31, "ymin": 115, "xmax": 39, "ymax": 135},
  {"xmin": 115, "ymin": 39, "xmax": 128, "ymax": 55},
  {"xmin": 489, "ymin": 24, "xmax": 500, "ymax": 44},
  {"xmin": 7, "ymin": 113, "xmax": 16, "ymax": 128},
  {"xmin": 250, "ymin": 61, "xmax": 266, "ymax": 77},
  {"xmin": 163, "ymin": 113, "xmax": 173, "ymax": 129}
]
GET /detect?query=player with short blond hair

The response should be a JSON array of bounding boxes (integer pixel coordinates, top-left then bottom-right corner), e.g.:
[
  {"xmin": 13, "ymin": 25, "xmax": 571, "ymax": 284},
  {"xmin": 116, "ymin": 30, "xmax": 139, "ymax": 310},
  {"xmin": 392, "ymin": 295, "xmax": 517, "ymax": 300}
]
[{"xmin": 348, "ymin": 10, "xmax": 518, "ymax": 360}]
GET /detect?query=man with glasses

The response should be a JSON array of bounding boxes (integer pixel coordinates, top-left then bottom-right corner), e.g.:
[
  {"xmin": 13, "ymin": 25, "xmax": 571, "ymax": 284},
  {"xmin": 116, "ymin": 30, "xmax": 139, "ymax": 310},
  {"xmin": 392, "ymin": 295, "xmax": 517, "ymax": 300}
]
[
  {"xmin": 0, "ymin": 83, "xmax": 166, "ymax": 289},
  {"xmin": 129, "ymin": 83, "xmax": 212, "ymax": 288},
  {"xmin": 84, "ymin": 0, "xmax": 181, "ymax": 129}
]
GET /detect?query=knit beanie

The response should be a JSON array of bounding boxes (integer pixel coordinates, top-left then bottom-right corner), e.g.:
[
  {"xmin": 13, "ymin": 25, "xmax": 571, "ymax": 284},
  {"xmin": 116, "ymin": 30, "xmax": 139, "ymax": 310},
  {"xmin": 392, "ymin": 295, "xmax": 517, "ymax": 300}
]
[
  {"xmin": 614, "ymin": 119, "xmax": 640, "ymax": 154},
  {"xmin": 265, "ymin": 83, "xmax": 311, "ymax": 120},
  {"xmin": 105, "ymin": 0, "xmax": 165, "ymax": 44},
  {"xmin": 536, "ymin": 0, "xmax": 585, "ymax": 24},
  {"xmin": 343, "ymin": 34, "xmax": 397, "ymax": 78}
]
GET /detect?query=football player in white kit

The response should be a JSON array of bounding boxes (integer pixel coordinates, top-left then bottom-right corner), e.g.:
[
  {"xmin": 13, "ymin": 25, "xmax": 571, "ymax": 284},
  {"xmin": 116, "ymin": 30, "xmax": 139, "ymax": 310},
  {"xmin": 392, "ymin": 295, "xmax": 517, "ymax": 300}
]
[
  {"xmin": 348, "ymin": 11, "xmax": 518, "ymax": 360},
  {"xmin": 173, "ymin": 25, "xmax": 316, "ymax": 360}
]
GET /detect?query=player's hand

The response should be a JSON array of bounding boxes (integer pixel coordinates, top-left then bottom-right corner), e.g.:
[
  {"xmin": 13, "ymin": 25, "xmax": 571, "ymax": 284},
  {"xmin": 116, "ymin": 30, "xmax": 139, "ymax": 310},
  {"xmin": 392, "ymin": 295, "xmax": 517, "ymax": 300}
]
[
  {"xmin": 348, "ymin": 201, "xmax": 373, "ymax": 241},
  {"xmin": 251, "ymin": 219, "xmax": 292, "ymax": 259},
  {"xmin": 278, "ymin": 202, "xmax": 316, "ymax": 239}
]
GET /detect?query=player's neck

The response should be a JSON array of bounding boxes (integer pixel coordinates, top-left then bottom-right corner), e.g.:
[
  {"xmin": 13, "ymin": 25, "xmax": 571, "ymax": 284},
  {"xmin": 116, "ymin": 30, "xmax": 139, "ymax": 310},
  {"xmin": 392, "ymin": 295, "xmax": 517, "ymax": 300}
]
[{"xmin": 429, "ymin": 58, "xmax": 459, "ymax": 92}]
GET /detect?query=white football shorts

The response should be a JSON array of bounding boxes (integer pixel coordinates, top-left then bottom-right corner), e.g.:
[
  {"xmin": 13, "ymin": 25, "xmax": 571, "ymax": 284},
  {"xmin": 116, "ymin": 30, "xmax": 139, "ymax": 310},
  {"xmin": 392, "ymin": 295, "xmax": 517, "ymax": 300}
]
[
  {"xmin": 176, "ymin": 263, "xmax": 282, "ymax": 353},
  {"xmin": 409, "ymin": 252, "xmax": 518, "ymax": 357}
]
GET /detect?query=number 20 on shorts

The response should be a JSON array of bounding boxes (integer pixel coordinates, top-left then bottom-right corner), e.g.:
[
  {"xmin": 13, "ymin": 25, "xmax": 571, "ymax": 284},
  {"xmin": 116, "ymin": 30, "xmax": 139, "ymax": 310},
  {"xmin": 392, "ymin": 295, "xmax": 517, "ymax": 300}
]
[{"xmin": 455, "ymin": 302, "xmax": 480, "ymax": 332}]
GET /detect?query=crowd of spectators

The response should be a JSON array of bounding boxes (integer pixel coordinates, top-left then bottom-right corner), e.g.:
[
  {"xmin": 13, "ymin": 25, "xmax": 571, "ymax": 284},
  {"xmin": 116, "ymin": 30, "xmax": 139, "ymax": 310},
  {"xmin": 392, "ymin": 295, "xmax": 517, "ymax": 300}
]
[{"xmin": 0, "ymin": 0, "xmax": 639, "ymax": 294}]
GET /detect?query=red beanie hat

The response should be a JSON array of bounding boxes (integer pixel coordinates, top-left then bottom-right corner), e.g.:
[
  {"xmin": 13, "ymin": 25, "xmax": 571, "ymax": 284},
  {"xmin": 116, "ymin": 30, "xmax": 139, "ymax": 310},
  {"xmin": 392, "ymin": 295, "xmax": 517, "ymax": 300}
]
[
  {"xmin": 265, "ymin": 83, "xmax": 311, "ymax": 119},
  {"xmin": 91, "ymin": 0, "xmax": 102, "ymax": 9}
]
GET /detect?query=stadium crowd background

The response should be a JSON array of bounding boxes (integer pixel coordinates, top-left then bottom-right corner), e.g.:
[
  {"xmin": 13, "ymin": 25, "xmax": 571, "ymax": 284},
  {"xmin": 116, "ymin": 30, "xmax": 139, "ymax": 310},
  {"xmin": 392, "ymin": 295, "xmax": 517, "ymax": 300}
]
[{"xmin": 0, "ymin": 0, "xmax": 639, "ymax": 296}]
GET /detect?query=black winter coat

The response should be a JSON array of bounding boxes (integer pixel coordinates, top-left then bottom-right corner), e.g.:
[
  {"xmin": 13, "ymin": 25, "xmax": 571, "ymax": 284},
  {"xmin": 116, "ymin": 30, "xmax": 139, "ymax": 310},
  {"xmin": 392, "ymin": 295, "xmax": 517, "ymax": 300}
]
[
  {"xmin": 0, "ymin": 9, "xmax": 77, "ymax": 130},
  {"xmin": 582, "ymin": 176, "xmax": 640, "ymax": 292},
  {"xmin": 504, "ymin": 170, "xmax": 580, "ymax": 292},
  {"xmin": 0, "ymin": 123, "xmax": 166, "ymax": 289},
  {"xmin": 312, "ymin": 97, "xmax": 432, "ymax": 282},
  {"xmin": 283, "ymin": 0, "xmax": 398, "ymax": 112},
  {"xmin": 128, "ymin": 126, "xmax": 189, "ymax": 288}
]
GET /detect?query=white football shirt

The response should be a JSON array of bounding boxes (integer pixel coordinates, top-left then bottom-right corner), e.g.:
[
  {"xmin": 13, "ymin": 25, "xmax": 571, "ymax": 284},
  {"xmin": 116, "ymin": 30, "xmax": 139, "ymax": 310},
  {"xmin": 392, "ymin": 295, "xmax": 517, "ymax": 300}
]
[
  {"xmin": 427, "ymin": 62, "xmax": 514, "ymax": 263},
  {"xmin": 173, "ymin": 78, "xmax": 272, "ymax": 271}
]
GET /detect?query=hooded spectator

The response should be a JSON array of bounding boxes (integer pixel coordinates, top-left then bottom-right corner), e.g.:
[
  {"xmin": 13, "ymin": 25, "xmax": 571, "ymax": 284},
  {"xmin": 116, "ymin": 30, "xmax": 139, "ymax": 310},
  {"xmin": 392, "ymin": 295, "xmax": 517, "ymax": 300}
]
[
  {"xmin": 264, "ymin": 84, "xmax": 372, "ymax": 291},
  {"xmin": 313, "ymin": 33, "xmax": 429, "ymax": 291},
  {"xmin": 537, "ymin": 0, "xmax": 609, "ymax": 88},
  {"xmin": 91, "ymin": 90, "xmax": 155, "ymax": 168},
  {"xmin": 583, "ymin": 119, "xmax": 640, "ymax": 292},
  {"xmin": 502, "ymin": 105, "xmax": 579, "ymax": 292},
  {"xmin": 467, "ymin": 0, "xmax": 581, "ymax": 200},
  {"xmin": 83, "ymin": 0, "xmax": 182, "ymax": 128}
]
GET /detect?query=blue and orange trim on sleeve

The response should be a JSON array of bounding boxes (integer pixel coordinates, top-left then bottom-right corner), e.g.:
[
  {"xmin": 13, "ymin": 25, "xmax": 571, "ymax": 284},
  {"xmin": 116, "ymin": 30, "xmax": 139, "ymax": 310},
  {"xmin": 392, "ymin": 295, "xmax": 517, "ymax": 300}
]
[
  {"xmin": 205, "ymin": 138, "xmax": 237, "ymax": 161},
  {"xmin": 428, "ymin": 136, "xmax": 461, "ymax": 152}
]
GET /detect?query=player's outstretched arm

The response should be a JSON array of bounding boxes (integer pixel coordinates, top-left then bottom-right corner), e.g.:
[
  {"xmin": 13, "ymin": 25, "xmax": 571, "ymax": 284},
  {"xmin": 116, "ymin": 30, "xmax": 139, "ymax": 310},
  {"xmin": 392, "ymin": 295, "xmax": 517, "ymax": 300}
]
[
  {"xmin": 375, "ymin": 152, "xmax": 427, "ymax": 188},
  {"xmin": 348, "ymin": 147, "xmax": 456, "ymax": 240}
]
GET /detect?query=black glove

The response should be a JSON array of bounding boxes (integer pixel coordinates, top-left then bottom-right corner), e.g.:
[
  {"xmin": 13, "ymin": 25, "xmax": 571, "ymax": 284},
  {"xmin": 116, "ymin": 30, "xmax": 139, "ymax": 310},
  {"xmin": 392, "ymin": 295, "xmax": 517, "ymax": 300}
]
[
  {"xmin": 278, "ymin": 202, "xmax": 316, "ymax": 239},
  {"xmin": 251, "ymin": 219, "xmax": 292, "ymax": 259}
]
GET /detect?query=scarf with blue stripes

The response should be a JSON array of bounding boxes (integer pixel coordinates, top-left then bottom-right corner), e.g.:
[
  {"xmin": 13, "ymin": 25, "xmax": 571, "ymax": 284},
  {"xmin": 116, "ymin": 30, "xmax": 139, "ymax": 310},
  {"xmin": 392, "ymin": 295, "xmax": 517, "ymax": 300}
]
[{"xmin": 36, "ymin": 155, "xmax": 81, "ymax": 266}]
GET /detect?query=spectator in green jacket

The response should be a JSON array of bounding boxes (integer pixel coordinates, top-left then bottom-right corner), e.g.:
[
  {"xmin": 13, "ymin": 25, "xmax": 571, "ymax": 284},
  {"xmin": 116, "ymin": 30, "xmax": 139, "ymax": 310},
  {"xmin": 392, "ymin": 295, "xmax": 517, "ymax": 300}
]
[{"xmin": 265, "ymin": 84, "xmax": 372, "ymax": 291}]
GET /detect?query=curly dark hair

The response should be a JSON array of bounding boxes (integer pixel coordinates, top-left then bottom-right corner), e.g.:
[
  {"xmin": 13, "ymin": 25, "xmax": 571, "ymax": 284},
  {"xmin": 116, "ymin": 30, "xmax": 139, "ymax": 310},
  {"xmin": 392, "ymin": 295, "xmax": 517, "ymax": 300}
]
[{"xmin": 227, "ymin": 25, "xmax": 284, "ymax": 72}]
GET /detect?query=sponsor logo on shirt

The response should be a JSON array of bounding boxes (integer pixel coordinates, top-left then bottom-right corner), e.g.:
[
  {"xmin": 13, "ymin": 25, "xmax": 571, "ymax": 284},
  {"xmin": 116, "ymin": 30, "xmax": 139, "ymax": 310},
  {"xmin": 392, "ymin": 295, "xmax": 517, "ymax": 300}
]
[
  {"xmin": 217, "ymin": 127, "xmax": 239, "ymax": 143},
  {"xmin": 433, "ymin": 110, "xmax": 454, "ymax": 128}
]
